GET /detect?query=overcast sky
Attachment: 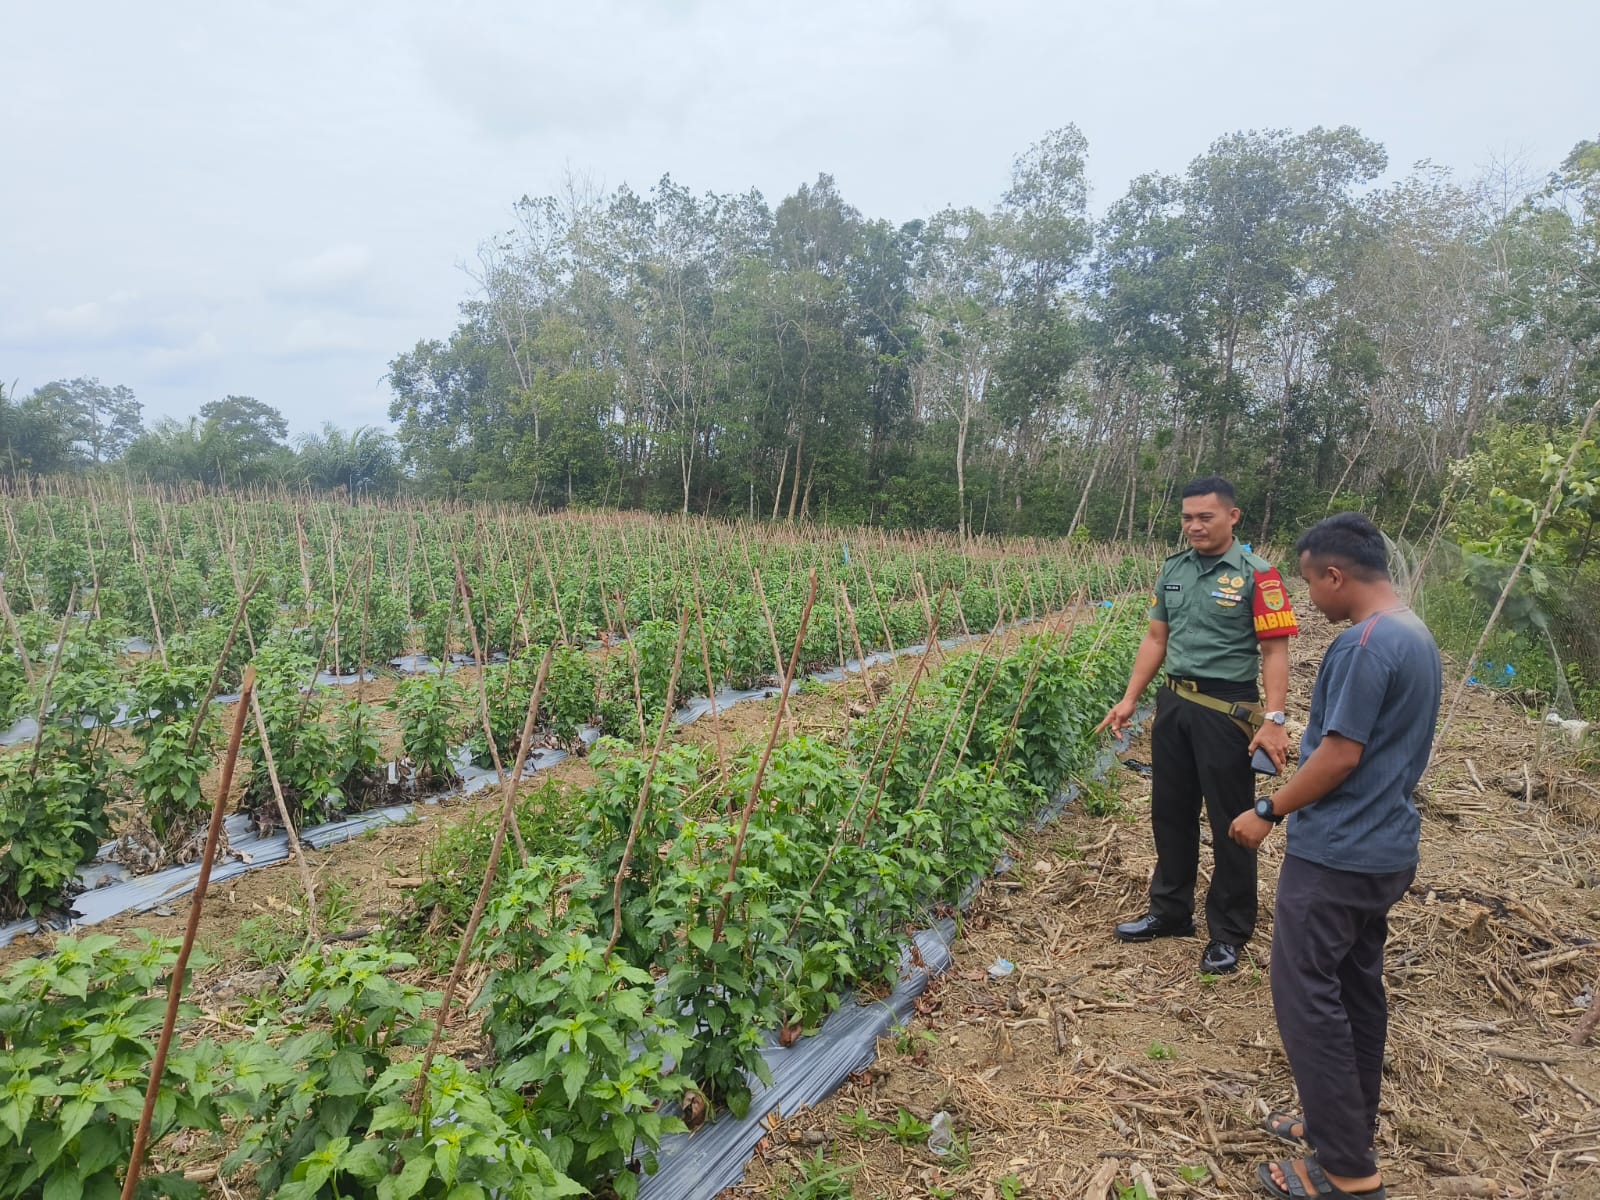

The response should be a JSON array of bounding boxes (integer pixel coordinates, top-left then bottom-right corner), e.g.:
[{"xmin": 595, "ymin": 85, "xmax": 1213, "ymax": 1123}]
[{"xmin": 3, "ymin": 0, "xmax": 1596, "ymax": 438}]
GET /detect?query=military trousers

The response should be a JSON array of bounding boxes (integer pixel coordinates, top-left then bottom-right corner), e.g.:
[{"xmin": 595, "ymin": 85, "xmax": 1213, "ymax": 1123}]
[{"xmin": 1147, "ymin": 677, "xmax": 1258, "ymax": 945}]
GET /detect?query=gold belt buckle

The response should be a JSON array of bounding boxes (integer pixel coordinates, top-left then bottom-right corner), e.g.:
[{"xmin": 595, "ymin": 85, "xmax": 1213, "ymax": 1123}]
[{"xmin": 1174, "ymin": 678, "xmax": 1198, "ymax": 693}]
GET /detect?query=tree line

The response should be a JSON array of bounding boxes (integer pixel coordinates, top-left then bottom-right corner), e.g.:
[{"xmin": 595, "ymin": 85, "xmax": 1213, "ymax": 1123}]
[
  {"xmin": 0, "ymin": 383, "xmax": 400, "ymax": 497},
  {"xmin": 7, "ymin": 125, "xmax": 1598, "ymax": 544},
  {"xmin": 388, "ymin": 123, "xmax": 1599, "ymax": 542}
]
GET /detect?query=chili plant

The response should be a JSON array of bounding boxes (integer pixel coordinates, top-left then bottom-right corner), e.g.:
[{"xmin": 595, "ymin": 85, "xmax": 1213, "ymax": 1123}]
[
  {"xmin": 476, "ymin": 859, "xmax": 691, "ymax": 1198},
  {"xmin": 0, "ymin": 934, "xmax": 230, "ymax": 1200},
  {"xmin": 540, "ymin": 645, "xmax": 597, "ymax": 747},
  {"xmin": 390, "ymin": 674, "xmax": 462, "ymax": 789}
]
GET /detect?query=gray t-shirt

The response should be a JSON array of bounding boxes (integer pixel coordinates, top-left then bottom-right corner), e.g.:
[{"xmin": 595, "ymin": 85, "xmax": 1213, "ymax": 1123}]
[{"xmin": 1288, "ymin": 607, "xmax": 1441, "ymax": 874}]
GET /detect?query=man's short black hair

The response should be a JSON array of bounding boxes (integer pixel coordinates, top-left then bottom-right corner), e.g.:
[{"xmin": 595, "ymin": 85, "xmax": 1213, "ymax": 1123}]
[
  {"xmin": 1181, "ymin": 476, "xmax": 1237, "ymax": 505},
  {"xmin": 1295, "ymin": 512, "xmax": 1390, "ymax": 580}
]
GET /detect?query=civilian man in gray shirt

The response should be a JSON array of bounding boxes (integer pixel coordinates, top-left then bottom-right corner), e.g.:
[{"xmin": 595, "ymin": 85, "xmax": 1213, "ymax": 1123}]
[{"xmin": 1228, "ymin": 513, "xmax": 1441, "ymax": 1200}]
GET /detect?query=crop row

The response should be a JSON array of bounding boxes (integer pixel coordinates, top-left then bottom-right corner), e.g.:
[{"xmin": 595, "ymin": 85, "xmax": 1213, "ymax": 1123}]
[
  {"xmin": 1, "ymin": 487, "xmax": 1147, "ymax": 664},
  {"xmin": 1, "ymin": 491, "xmax": 1152, "ymax": 921},
  {"xmin": 0, "ymin": 607, "xmax": 1143, "ymax": 1200}
]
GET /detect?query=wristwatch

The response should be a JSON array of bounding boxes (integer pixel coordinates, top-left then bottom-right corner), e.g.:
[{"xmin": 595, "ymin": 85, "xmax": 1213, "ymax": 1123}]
[
  {"xmin": 1254, "ymin": 797, "xmax": 1283, "ymax": 824},
  {"xmin": 1263, "ymin": 711, "xmax": 1287, "ymax": 725}
]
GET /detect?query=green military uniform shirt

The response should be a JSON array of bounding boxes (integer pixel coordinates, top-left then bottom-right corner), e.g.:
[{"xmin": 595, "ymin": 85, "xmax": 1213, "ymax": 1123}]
[{"xmin": 1149, "ymin": 541, "xmax": 1297, "ymax": 682}]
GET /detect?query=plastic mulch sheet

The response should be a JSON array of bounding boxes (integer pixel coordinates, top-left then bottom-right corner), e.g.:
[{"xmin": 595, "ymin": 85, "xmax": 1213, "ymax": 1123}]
[
  {"xmin": 0, "ymin": 624, "xmax": 1149, "ymax": 1200},
  {"xmin": 0, "ymin": 620, "xmax": 1056, "ymax": 948},
  {"xmin": 636, "ymin": 921, "xmax": 957, "ymax": 1200}
]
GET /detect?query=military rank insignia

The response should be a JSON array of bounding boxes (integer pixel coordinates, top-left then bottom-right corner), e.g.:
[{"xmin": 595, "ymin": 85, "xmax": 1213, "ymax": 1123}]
[
  {"xmin": 1251, "ymin": 567, "xmax": 1298, "ymax": 638},
  {"xmin": 1212, "ymin": 572, "xmax": 1246, "ymax": 607}
]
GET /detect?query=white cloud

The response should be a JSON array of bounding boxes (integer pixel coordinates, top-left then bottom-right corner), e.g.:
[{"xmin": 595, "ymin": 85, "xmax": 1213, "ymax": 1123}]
[
  {"xmin": 3, "ymin": 290, "xmax": 159, "ymax": 347},
  {"xmin": 281, "ymin": 318, "xmax": 369, "ymax": 357},
  {"xmin": 145, "ymin": 331, "xmax": 223, "ymax": 374},
  {"xmin": 1, "ymin": 0, "xmax": 1596, "ymax": 435},
  {"xmin": 274, "ymin": 245, "xmax": 375, "ymax": 298}
]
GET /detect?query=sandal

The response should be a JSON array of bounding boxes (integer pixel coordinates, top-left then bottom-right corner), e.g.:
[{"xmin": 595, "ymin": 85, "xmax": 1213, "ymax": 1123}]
[
  {"xmin": 1263, "ymin": 1110, "xmax": 1309, "ymax": 1146},
  {"xmin": 1256, "ymin": 1157, "xmax": 1386, "ymax": 1199}
]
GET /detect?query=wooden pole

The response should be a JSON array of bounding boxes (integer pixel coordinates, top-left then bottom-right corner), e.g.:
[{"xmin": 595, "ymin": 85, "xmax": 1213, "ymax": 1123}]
[{"xmin": 122, "ymin": 666, "xmax": 256, "ymax": 1200}]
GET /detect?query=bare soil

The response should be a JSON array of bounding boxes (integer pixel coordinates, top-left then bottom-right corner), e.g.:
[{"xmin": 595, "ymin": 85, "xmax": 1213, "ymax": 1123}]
[{"xmin": 723, "ymin": 595, "xmax": 1600, "ymax": 1200}]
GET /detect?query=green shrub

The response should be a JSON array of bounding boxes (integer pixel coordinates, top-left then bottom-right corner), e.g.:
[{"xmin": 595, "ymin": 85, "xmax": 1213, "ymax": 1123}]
[
  {"xmin": 225, "ymin": 944, "xmax": 583, "ymax": 1200},
  {"xmin": 0, "ymin": 753, "xmax": 105, "ymax": 919}
]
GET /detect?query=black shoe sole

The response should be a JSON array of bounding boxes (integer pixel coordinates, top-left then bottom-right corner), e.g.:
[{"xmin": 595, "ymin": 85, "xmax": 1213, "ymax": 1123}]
[
  {"xmin": 1199, "ymin": 959, "xmax": 1240, "ymax": 975},
  {"xmin": 1114, "ymin": 925, "xmax": 1197, "ymax": 943}
]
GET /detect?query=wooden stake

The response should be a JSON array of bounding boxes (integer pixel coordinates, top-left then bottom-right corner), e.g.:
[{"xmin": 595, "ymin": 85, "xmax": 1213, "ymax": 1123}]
[
  {"xmin": 121, "ymin": 666, "xmax": 255, "ymax": 1200},
  {"xmin": 714, "ymin": 573, "xmax": 818, "ymax": 942},
  {"xmin": 604, "ymin": 611, "xmax": 691, "ymax": 960},
  {"xmin": 248, "ymin": 689, "xmax": 319, "ymax": 943},
  {"xmin": 409, "ymin": 649, "xmax": 552, "ymax": 1111}
]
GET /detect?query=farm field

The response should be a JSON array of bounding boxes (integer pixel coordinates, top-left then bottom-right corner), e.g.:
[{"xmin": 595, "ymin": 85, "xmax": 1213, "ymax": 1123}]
[
  {"xmin": 0, "ymin": 484, "xmax": 1152, "ymax": 1200},
  {"xmin": 0, "ymin": 482, "xmax": 1150, "ymax": 909},
  {"xmin": 2, "ymin": 487, "xmax": 1596, "ymax": 1199}
]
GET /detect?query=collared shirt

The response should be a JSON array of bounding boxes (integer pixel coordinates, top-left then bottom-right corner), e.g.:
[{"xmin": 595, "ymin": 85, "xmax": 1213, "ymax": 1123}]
[{"xmin": 1149, "ymin": 540, "xmax": 1297, "ymax": 682}]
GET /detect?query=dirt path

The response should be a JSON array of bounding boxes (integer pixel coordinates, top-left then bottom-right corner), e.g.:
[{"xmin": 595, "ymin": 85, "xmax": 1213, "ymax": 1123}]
[{"xmin": 725, "ymin": 595, "xmax": 1600, "ymax": 1200}]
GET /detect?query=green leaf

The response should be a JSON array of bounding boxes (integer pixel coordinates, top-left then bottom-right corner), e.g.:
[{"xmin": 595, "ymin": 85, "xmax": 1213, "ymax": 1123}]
[
  {"xmin": 323, "ymin": 1047, "xmax": 370, "ymax": 1096},
  {"xmin": 43, "ymin": 1169, "xmax": 85, "ymax": 1200},
  {"xmin": 0, "ymin": 1098, "xmax": 26, "ymax": 1143},
  {"xmin": 57, "ymin": 1098, "xmax": 96, "ymax": 1143},
  {"xmin": 382, "ymin": 1153, "xmax": 433, "ymax": 1200},
  {"xmin": 560, "ymin": 1052, "xmax": 589, "ymax": 1106},
  {"xmin": 686, "ymin": 925, "xmax": 714, "ymax": 953}
]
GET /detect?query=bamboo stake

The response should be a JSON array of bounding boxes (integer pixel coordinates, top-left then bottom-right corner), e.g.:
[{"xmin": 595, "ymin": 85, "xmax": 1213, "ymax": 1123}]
[
  {"xmin": 187, "ymin": 575, "xmax": 261, "ymax": 755},
  {"xmin": 248, "ymin": 689, "xmax": 319, "ymax": 943},
  {"xmin": 687, "ymin": 565, "xmax": 726, "ymax": 777},
  {"xmin": 751, "ymin": 569, "xmax": 786, "ymax": 687},
  {"xmin": 409, "ymin": 649, "xmax": 552, "ymax": 1111},
  {"xmin": 858, "ymin": 592, "xmax": 947, "ymax": 839},
  {"xmin": 604, "ymin": 611, "xmax": 691, "ymax": 960},
  {"xmin": 121, "ymin": 666, "xmax": 255, "ymax": 1200},
  {"xmin": 0, "ymin": 574, "xmax": 33, "ymax": 683},
  {"xmin": 28, "ymin": 588, "xmax": 77, "ymax": 778},
  {"xmin": 714, "ymin": 573, "xmax": 818, "ymax": 942}
]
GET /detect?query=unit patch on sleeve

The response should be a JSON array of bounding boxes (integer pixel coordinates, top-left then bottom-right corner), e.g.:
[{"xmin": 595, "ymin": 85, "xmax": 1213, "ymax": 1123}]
[{"xmin": 1250, "ymin": 567, "xmax": 1298, "ymax": 638}]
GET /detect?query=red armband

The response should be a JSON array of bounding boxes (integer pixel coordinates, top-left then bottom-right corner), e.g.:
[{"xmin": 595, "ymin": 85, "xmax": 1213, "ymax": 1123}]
[{"xmin": 1251, "ymin": 567, "xmax": 1298, "ymax": 638}]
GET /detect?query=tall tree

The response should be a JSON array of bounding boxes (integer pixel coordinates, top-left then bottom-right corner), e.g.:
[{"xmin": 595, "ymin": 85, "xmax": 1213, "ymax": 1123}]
[
  {"xmin": 195, "ymin": 396, "xmax": 290, "ymax": 486},
  {"xmin": 28, "ymin": 376, "xmax": 143, "ymax": 464},
  {"xmin": 296, "ymin": 424, "xmax": 401, "ymax": 497}
]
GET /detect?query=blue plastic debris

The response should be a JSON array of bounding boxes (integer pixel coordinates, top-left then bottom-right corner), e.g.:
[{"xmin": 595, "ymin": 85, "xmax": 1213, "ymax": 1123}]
[{"xmin": 841, "ymin": 541, "xmax": 850, "ymax": 566}]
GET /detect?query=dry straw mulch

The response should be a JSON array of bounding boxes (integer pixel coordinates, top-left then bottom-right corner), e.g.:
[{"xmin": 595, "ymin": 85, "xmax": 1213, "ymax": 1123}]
[{"xmin": 727, "ymin": 597, "xmax": 1600, "ymax": 1200}]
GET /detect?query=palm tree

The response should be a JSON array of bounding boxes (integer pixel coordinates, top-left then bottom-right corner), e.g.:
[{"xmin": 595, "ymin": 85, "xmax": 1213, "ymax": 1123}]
[{"xmin": 296, "ymin": 423, "xmax": 400, "ymax": 498}]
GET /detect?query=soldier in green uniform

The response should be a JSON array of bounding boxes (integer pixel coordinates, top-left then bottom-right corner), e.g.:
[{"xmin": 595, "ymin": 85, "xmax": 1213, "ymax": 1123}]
[{"xmin": 1096, "ymin": 476, "xmax": 1298, "ymax": 974}]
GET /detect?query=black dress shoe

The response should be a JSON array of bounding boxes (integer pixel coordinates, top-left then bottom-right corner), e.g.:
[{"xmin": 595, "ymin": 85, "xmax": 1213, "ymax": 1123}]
[
  {"xmin": 1200, "ymin": 940, "xmax": 1241, "ymax": 974},
  {"xmin": 1113, "ymin": 913, "xmax": 1197, "ymax": 942}
]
